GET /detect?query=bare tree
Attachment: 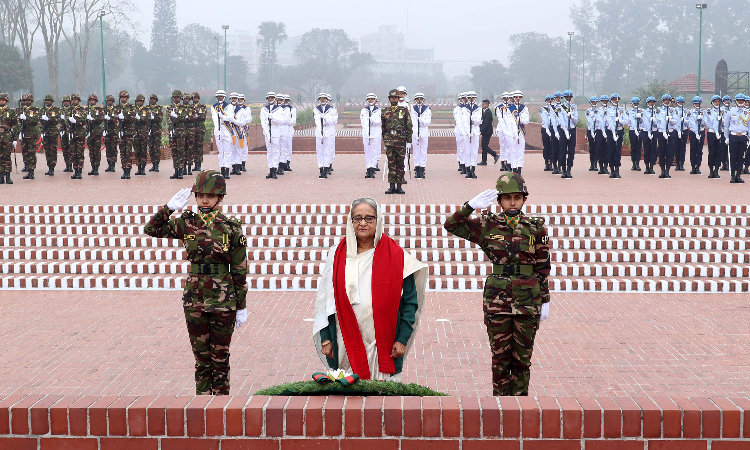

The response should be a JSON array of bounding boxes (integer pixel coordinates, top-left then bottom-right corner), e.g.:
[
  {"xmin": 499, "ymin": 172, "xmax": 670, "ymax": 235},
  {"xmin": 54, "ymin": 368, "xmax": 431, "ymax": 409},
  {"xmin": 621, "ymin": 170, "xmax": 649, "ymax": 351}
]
[
  {"xmin": 29, "ymin": 0, "xmax": 69, "ymax": 98},
  {"xmin": 1, "ymin": 0, "xmax": 39, "ymax": 95}
]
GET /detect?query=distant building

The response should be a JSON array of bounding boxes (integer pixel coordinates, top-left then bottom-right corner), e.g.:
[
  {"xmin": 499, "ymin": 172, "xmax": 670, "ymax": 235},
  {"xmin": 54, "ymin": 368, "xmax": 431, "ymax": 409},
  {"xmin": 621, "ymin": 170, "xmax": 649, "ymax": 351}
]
[
  {"xmin": 359, "ymin": 25, "xmax": 443, "ymax": 78},
  {"xmin": 666, "ymin": 73, "xmax": 716, "ymax": 94},
  {"xmin": 274, "ymin": 36, "xmax": 303, "ymax": 67},
  {"xmin": 227, "ymin": 29, "xmax": 261, "ymax": 73}
]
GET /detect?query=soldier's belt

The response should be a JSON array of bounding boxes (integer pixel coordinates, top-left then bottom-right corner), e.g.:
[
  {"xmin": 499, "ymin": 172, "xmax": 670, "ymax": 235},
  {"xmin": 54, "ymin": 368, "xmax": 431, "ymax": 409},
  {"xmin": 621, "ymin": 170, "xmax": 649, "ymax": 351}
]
[
  {"xmin": 492, "ymin": 264, "xmax": 533, "ymax": 277},
  {"xmin": 190, "ymin": 263, "xmax": 230, "ymax": 275},
  {"xmin": 388, "ymin": 130, "xmax": 407, "ymax": 136}
]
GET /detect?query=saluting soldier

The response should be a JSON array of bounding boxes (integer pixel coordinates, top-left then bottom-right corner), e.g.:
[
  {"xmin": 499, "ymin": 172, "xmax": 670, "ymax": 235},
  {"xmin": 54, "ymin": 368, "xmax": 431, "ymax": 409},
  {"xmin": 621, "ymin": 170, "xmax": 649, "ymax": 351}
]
[
  {"xmin": 132, "ymin": 94, "xmax": 150, "ymax": 176},
  {"xmin": 381, "ymin": 88, "xmax": 413, "ymax": 194},
  {"xmin": 148, "ymin": 94, "xmax": 164, "ymax": 172},
  {"xmin": 444, "ymin": 172, "xmax": 550, "ymax": 396},
  {"xmin": 103, "ymin": 95, "xmax": 119, "ymax": 172},
  {"xmin": 144, "ymin": 170, "xmax": 248, "ymax": 395},
  {"xmin": 192, "ymin": 92, "xmax": 207, "ymax": 173},
  {"xmin": 114, "ymin": 90, "xmax": 137, "ymax": 179},
  {"xmin": 17, "ymin": 94, "xmax": 41, "ymax": 179},
  {"xmin": 40, "ymin": 95, "xmax": 61, "ymax": 176},
  {"xmin": 166, "ymin": 90, "xmax": 188, "ymax": 179},
  {"xmin": 86, "ymin": 94, "xmax": 105, "ymax": 176},
  {"xmin": 0, "ymin": 93, "xmax": 18, "ymax": 184}
]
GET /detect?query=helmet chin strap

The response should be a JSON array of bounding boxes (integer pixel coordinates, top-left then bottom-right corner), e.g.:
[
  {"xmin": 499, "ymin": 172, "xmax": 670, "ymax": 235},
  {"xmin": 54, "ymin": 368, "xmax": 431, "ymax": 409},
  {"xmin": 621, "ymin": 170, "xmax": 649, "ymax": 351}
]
[
  {"xmin": 504, "ymin": 209, "xmax": 522, "ymax": 217},
  {"xmin": 198, "ymin": 206, "xmax": 215, "ymax": 213}
]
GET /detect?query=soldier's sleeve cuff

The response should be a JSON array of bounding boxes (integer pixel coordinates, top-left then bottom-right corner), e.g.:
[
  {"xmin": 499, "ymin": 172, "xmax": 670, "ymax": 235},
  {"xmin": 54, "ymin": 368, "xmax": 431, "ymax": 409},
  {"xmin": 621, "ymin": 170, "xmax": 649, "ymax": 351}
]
[{"xmin": 460, "ymin": 202, "xmax": 475, "ymax": 214}]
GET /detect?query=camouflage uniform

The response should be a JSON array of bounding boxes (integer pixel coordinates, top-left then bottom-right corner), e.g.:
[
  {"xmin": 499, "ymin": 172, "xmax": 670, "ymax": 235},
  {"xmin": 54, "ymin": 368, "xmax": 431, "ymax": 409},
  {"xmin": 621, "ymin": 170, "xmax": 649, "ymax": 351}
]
[
  {"xmin": 183, "ymin": 93, "xmax": 196, "ymax": 174},
  {"xmin": 133, "ymin": 95, "xmax": 150, "ymax": 175},
  {"xmin": 0, "ymin": 93, "xmax": 18, "ymax": 183},
  {"xmin": 103, "ymin": 95, "xmax": 119, "ymax": 171},
  {"xmin": 444, "ymin": 172, "xmax": 551, "ymax": 396},
  {"xmin": 148, "ymin": 94, "xmax": 164, "ymax": 172},
  {"xmin": 60, "ymin": 96, "xmax": 72, "ymax": 172},
  {"xmin": 17, "ymin": 94, "xmax": 41, "ymax": 176},
  {"xmin": 113, "ymin": 90, "xmax": 137, "ymax": 177},
  {"xmin": 192, "ymin": 93, "xmax": 207, "ymax": 171},
  {"xmin": 381, "ymin": 89, "xmax": 413, "ymax": 187},
  {"xmin": 166, "ymin": 90, "xmax": 189, "ymax": 179},
  {"xmin": 144, "ymin": 170, "xmax": 248, "ymax": 395},
  {"xmin": 86, "ymin": 94, "xmax": 105, "ymax": 174},
  {"xmin": 67, "ymin": 94, "xmax": 88, "ymax": 179},
  {"xmin": 40, "ymin": 95, "xmax": 61, "ymax": 174}
]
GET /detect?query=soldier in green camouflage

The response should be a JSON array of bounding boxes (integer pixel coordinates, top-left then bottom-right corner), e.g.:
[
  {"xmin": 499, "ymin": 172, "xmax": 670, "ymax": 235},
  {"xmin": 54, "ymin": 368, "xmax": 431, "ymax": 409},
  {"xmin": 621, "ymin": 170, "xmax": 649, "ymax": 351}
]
[
  {"xmin": 17, "ymin": 94, "xmax": 41, "ymax": 179},
  {"xmin": 66, "ymin": 94, "xmax": 88, "ymax": 179},
  {"xmin": 0, "ymin": 93, "xmax": 18, "ymax": 184},
  {"xmin": 166, "ymin": 90, "xmax": 189, "ymax": 179},
  {"xmin": 103, "ymin": 95, "xmax": 118, "ymax": 172},
  {"xmin": 148, "ymin": 94, "xmax": 164, "ymax": 172},
  {"xmin": 381, "ymin": 89, "xmax": 413, "ymax": 194},
  {"xmin": 133, "ymin": 94, "xmax": 150, "ymax": 176},
  {"xmin": 40, "ymin": 95, "xmax": 61, "ymax": 176},
  {"xmin": 60, "ymin": 95, "xmax": 73, "ymax": 172},
  {"xmin": 192, "ymin": 92, "xmax": 207, "ymax": 172},
  {"xmin": 113, "ymin": 90, "xmax": 137, "ymax": 179},
  {"xmin": 144, "ymin": 170, "xmax": 248, "ymax": 395},
  {"xmin": 444, "ymin": 172, "xmax": 551, "ymax": 396},
  {"xmin": 86, "ymin": 94, "xmax": 105, "ymax": 176},
  {"xmin": 183, "ymin": 93, "xmax": 196, "ymax": 175}
]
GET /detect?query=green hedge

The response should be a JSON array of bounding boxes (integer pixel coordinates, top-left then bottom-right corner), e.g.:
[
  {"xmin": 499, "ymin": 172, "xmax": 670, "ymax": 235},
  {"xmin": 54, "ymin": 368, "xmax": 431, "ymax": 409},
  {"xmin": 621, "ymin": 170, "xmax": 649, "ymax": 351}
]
[{"xmin": 255, "ymin": 380, "xmax": 447, "ymax": 396}]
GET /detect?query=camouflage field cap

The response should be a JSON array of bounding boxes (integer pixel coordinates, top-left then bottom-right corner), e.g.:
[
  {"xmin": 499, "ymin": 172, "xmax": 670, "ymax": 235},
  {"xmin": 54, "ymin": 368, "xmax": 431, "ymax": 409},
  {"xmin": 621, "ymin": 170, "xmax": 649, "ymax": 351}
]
[
  {"xmin": 192, "ymin": 170, "xmax": 227, "ymax": 196},
  {"xmin": 62, "ymin": 95, "xmax": 71, "ymax": 102},
  {"xmin": 70, "ymin": 93, "xmax": 81, "ymax": 100},
  {"xmin": 192, "ymin": 92, "xmax": 200, "ymax": 98},
  {"xmin": 44, "ymin": 94, "xmax": 54, "ymax": 102},
  {"xmin": 0, "ymin": 93, "xmax": 8, "ymax": 101},
  {"xmin": 496, "ymin": 172, "xmax": 529, "ymax": 196},
  {"xmin": 182, "ymin": 92, "xmax": 191, "ymax": 99},
  {"xmin": 119, "ymin": 90, "xmax": 129, "ymax": 98},
  {"xmin": 172, "ymin": 89, "xmax": 182, "ymax": 98},
  {"xmin": 149, "ymin": 94, "xmax": 158, "ymax": 101},
  {"xmin": 88, "ymin": 94, "xmax": 98, "ymax": 102},
  {"xmin": 22, "ymin": 94, "xmax": 34, "ymax": 101},
  {"xmin": 105, "ymin": 95, "xmax": 115, "ymax": 101},
  {"xmin": 135, "ymin": 94, "xmax": 145, "ymax": 101},
  {"xmin": 388, "ymin": 89, "xmax": 399, "ymax": 98}
]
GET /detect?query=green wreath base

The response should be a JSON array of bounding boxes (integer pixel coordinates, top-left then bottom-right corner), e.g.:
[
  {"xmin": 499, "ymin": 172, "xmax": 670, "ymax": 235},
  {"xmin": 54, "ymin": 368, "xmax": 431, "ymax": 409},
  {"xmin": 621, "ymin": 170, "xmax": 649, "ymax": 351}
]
[{"xmin": 254, "ymin": 380, "xmax": 447, "ymax": 396}]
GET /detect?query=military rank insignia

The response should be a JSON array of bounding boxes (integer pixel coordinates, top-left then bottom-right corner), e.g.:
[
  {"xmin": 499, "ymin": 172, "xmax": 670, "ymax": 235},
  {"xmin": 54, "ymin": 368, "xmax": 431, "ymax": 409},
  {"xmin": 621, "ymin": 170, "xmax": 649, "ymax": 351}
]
[
  {"xmin": 221, "ymin": 234, "xmax": 230, "ymax": 252},
  {"xmin": 529, "ymin": 235, "xmax": 535, "ymax": 248},
  {"xmin": 541, "ymin": 235, "xmax": 549, "ymax": 245},
  {"xmin": 239, "ymin": 236, "xmax": 246, "ymax": 246}
]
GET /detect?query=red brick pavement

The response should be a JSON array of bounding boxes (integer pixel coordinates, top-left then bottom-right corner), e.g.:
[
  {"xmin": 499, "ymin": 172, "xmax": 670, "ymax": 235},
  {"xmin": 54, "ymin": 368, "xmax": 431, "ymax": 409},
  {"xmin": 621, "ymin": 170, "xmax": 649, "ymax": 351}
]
[
  {"xmin": 2, "ymin": 290, "xmax": 748, "ymax": 398},
  {"xmin": 4, "ymin": 152, "xmax": 747, "ymax": 206}
]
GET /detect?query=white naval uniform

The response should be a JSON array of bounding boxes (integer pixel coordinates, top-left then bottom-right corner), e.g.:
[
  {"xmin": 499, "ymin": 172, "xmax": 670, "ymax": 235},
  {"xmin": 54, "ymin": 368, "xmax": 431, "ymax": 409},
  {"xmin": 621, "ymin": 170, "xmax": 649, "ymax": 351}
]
[
  {"xmin": 462, "ymin": 102, "xmax": 482, "ymax": 167},
  {"xmin": 212, "ymin": 101, "xmax": 234, "ymax": 169},
  {"xmin": 495, "ymin": 103, "xmax": 510, "ymax": 164},
  {"xmin": 261, "ymin": 103, "xmax": 286, "ymax": 169},
  {"xmin": 410, "ymin": 104, "xmax": 431, "ymax": 168},
  {"xmin": 453, "ymin": 105, "xmax": 466, "ymax": 165},
  {"xmin": 314, "ymin": 104, "xmax": 338, "ymax": 168},
  {"xmin": 506, "ymin": 104, "xmax": 530, "ymax": 168},
  {"xmin": 229, "ymin": 104, "xmax": 252, "ymax": 165},
  {"xmin": 360, "ymin": 105, "xmax": 382, "ymax": 169},
  {"xmin": 282, "ymin": 104, "xmax": 296, "ymax": 164}
]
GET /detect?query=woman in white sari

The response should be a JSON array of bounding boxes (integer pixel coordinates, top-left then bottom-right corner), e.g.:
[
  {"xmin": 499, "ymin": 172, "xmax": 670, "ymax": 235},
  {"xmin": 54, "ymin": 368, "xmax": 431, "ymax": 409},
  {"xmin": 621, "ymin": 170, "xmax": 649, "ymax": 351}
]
[{"xmin": 312, "ymin": 198, "xmax": 428, "ymax": 381}]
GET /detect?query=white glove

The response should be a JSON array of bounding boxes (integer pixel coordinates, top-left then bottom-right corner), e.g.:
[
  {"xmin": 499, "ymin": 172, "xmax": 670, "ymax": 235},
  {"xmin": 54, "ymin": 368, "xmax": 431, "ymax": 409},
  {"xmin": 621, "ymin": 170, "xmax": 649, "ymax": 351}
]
[
  {"xmin": 698, "ymin": 113, "xmax": 703, "ymax": 120},
  {"xmin": 18, "ymin": 133, "xmax": 22, "ymax": 141},
  {"xmin": 150, "ymin": 114, "xmax": 154, "ymax": 120},
  {"xmin": 406, "ymin": 143, "xmax": 412, "ymax": 151},
  {"xmin": 544, "ymin": 128, "xmax": 550, "ymax": 137},
  {"xmin": 12, "ymin": 140, "xmax": 17, "ymax": 148},
  {"xmin": 170, "ymin": 110, "xmax": 178, "ymax": 118},
  {"xmin": 540, "ymin": 303, "xmax": 550, "ymax": 321},
  {"xmin": 219, "ymin": 113, "xmax": 227, "ymax": 120},
  {"xmin": 468, "ymin": 188, "xmax": 498, "ymax": 210},
  {"xmin": 167, "ymin": 187, "xmax": 192, "ymax": 211},
  {"xmin": 568, "ymin": 111, "xmax": 574, "ymax": 118},
  {"xmin": 725, "ymin": 137, "xmax": 729, "ymax": 146},
  {"xmin": 104, "ymin": 114, "xmax": 110, "ymax": 120},
  {"xmin": 614, "ymin": 133, "xmax": 619, "ymax": 142},
  {"xmin": 135, "ymin": 114, "xmax": 140, "ymax": 120},
  {"xmin": 103, "ymin": 130, "xmax": 107, "ymax": 137},
  {"xmin": 118, "ymin": 113, "xmax": 124, "ymax": 120},
  {"xmin": 235, "ymin": 308, "xmax": 248, "ymax": 329},
  {"xmin": 555, "ymin": 132, "xmax": 560, "ymax": 140},
  {"xmin": 19, "ymin": 113, "xmax": 26, "ymax": 120},
  {"xmin": 41, "ymin": 114, "xmax": 49, "ymax": 121},
  {"xmin": 636, "ymin": 113, "xmax": 642, "ymax": 119},
  {"xmin": 68, "ymin": 116, "xmax": 76, "ymax": 123},
  {"xmin": 87, "ymin": 114, "xmax": 94, "ymax": 120},
  {"xmin": 61, "ymin": 114, "xmax": 66, "ymax": 120}
]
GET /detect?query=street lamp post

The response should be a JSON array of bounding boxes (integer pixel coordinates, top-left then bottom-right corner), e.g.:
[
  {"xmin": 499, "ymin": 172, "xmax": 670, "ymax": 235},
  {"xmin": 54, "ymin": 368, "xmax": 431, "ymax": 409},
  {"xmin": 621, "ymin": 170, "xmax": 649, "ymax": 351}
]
[
  {"xmin": 214, "ymin": 37, "xmax": 220, "ymax": 90},
  {"xmin": 581, "ymin": 36, "xmax": 586, "ymax": 97},
  {"xmin": 99, "ymin": 11, "xmax": 107, "ymax": 99},
  {"xmin": 222, "ymin": 25, "xmax": 229, "ymax": 91},
  {"xmin": 567, "ymin": 32, "xmax": 574, "ymax": 91},
  {"xmin": 696, "ymin": 4, "xmax": 708, "ymax": 96}
]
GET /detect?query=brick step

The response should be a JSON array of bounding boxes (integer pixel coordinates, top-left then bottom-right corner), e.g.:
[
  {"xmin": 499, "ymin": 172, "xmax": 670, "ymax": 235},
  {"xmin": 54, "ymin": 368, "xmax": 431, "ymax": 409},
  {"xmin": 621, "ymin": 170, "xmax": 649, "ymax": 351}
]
[
  {"xmin": 6, "ymin": 247, "xmax": 750, "ymax": 264},
  {"xmin": 4, "ymin": 259, "xmax": 747, "ymax": 278},
  {"xmin": 2, "ymin": 274, "xmax": 748, "ymax": 292}
]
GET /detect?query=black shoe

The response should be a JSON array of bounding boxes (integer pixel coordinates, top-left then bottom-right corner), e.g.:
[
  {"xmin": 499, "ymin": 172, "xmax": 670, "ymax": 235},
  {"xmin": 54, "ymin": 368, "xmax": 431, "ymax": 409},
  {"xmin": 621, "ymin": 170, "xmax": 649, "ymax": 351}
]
[
  {"xmin": 730, "ymin": 171, "xmax": 738, "ymax": 183},
  {"xmin": 635, "ymin": 162, "xmax": 642, "ymax": 171},
  {"xmin": 374, "ymin": 164, "xmax": 380, "ymax": 171},
  {"xmin": 552, "ymin": 165, "xmax": 561, "ymax": 175},
  {"xmin": 121, "ymin": 168, "xmax": 131, "ymax": 179},
  {"xmin": 588, "ymin": 162, "xmax": 597, "ymax": 171},
  {"xmin": 721, "ymin": 162, "xmax": 729, "ymax": 171},
  {"xmin": 493, "ymin": 154, "xmax": 500, "ymax": 164},
  {"xmin": 690, "ymin": 166, "xmax": 697, "ymax": 174},
  {"xmin": 285, "ymin": 162, "xmax": 291, "ymax": 171},
  {"xmin": 710, "ymin": 168, "xmax": 720, "ymax": 179},
  {"xmin": 23, "ymin": 170, "xmax": 34, "ymax": 180},
  {"xmin": 631, "ymin": 161, "xmax": 638, "ymax": 171},
  {"xmin": 737, "ymin": 174, "xmax": 745, "ymax": 183},
  {"xmin": 396, "ymin": 184, "xmax": 405, "ymax": 194},
  {"xmin": 676, "ymin": 163, "xmax": 685, "ymax": 171},
  {"xmin": 149, "ymin": 163, "xmax": 156, "ymax": 172},
  {"xmin": 240, "ymin": 161, "xmax": 246, "ymax": 172},
  {"xmin": 4, "ymin": 173, "xmax": 12, "ymax": 184},
  {"xmin": 22, "ymin": 165, "xmax": 28, "ymax": 172},
  {"xmin": 545, "ymin": 161, "xmax": 553, "ymax": 171},
  {"xmin": 458, "ymin": 163, "xmax": 465, "ymax": 173},
  {"xmin": 230, "ymin": 165, "xmax": 238, "ymax": 175},
  {"xmin": 223, "ymin": 167, "xmax": 231, "ymax": 179},
  {"xmin": 612, "ymin": 166, "xmax": 621, "ymax": 178},
  {"xmin": 385, "ymin": 183, "xmax": 397, "ymax": 194},
  {"xmin": 402, "ymin": 178, "xmax": 407, "ymax": 184},
  {"xmin": 319, "ymin": 167, "xmax": 327, "ymax": 179},
  {"xmin": 421, "ymin": 167, "xmax": 426, "ymax": 178},
  {"xmin": 135, "ymin": 165, "xmax": 145, "ymax": 176},
  {"xmin": 328, "ymin": 164, "xmax": 333, "ymax": 172},
  {"xmin": 71, "ymin": 168, "xmax": 82, "ymax": 179},
  {"xmin": 743, "ymin": 165, "xmax": 750, "ymax": 175},
  {"xmin": 45, "ymin": 167, "xmax": 55, "ymax": 176},
  {"xmin": 64, "ymin": 163, "xmax": 72, "ymax": 173},
  {"xmin": 236, "ymin": 164, "xmax": 244, "ymax": 175},
  {"xmin": 277, "ymin": 163, "xmax": 285, "ymax": 175},
  {"xmin": 88, "ymin": 166, "xmax": 99, "ymax": 176},
  {"xmin": 266, "ymin": 167, "xmax": 277, "ymax": 179},
  {"xmin": 0, "ymin": 173, "xmax": 4, "ymax": 184},
  {"xmin": 477, "ymin": 161, "xmax": 488, "ymax": 166},
  {"xmin": 365, "ymin": 168, "xmax": 374, "ymax": 178},
  {"xmin": 105, "ymin": 162, "xmax": 115, "ymax": 172},
  {"xmin": 170, "ymin": 168, "xmax": 180, "ymax": 179},
  {"xmin": 466, "ymin": 166, "xmax": 476, "ymax": 178}
]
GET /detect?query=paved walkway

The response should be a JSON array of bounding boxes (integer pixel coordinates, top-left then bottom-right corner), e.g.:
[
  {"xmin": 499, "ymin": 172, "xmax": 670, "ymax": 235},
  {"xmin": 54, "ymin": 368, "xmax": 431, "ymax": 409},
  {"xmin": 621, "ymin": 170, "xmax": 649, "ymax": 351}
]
[{"xmin": 3, "ymin": 290, "xmax": 748, "ymax": 398}]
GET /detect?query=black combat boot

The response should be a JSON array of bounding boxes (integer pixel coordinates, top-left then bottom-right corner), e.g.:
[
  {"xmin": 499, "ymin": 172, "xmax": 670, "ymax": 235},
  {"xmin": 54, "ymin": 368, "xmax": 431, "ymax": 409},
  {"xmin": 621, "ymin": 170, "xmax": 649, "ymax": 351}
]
[
  {"xmin": 45, "ymin": 166, "xmax": 55, "ymax": 176},
  {"xmin": 105, "ymin": 162, "xmax": 115, "ymax": 172},
  {"xmin": 235, "ymin": 164, "xmax": 243, "ymax": 175},
  {"xmin": 134, "ymin": 165, "xmax": 144, "ymax": 176},
  {"xmin": 365, "ymin": 168, "xmax": 373, "ymax": 178},
  {"xmin": 635, "ymin": 161, "xmax": 642, "ymax": 171},
  {"xmin": 551, "ymin": 164, "xmax": 560, "ymax": 175},
  {"xmin": 631, "ymin": 161, "xmax": 638, "ymax": 171},
  {"xmin": 240, "ymin": 161, "xmax": 246, "ymax": 172},
  {"xmin": 421, "ymin": 167, "xmax": 426, "ymax": 178},
  {"xmin": 169, "ymin": 168, "xmax": 180, "ymax": 179},
  {"xmin": 193, "ymin": 162, "xmax": 200, "ymax": 171},
  {"xmin": 720, "ymin": 162, "xmax": 729, "ymax": 171},
  {"xmin": 4, "ymin": 173, "xmax": 12, "ymax": 184},
  {"xmin": 88, "ymin": 166, "xmax": 99, "ymax": 176},
  {"xmin": 329, "ymin": 164, "xmax": 333, "ymax": 172},
  {"xmin": 395, "ymin": 184, "xmax": 405, "ymax": 194},
  {"xmin": 385, "ymin": 183, "xmax": 396, "ymax": 194},
  {"xmin": 737, "ymin": 172, "xmax": 745, "ymax": 183},
  {"xmin": 319, "ymin": 167, "xmax": 327, "ymax": 178},
  {"xmin": 743, "ymin": 165, "xmax": 750, "ymax": 175},
  {"xmin": 277, "ymin": 163, "xmax": 285, "ymax": 175},
  {"xmin": 223, "ymin": 167, "xmax": 230, "ymax": 179},
  {"xmin": 121, "ymin": 168, "xmax": 131, "ymax": 179},
  {"xmin": 458, "ymin": 163, "xmax": 465, "ymax": 173},
  {"xmin": 730, "ymin": 171, "xmax": 738, "ymax": 183},
  {"xmin": 709, "ymin": 167, "xmax": 719, "ymax": 179},
  {"xmin": 589, "ymin": 161, "xmax": 597, "ymax": 171},
  {"xmin": 23, "ymin": 169, "xmax": 34, "ymax": 180},
  {"xmin": 466, "ymin": 166, "xmax": 477, "ymax": 179},
  {"xmin": 285, "ymin": 161, "xmax": 292, "ymax": 171},
  {"xmin": 64, "ymin": 163, "xmax": 72, "ymax": 172},
  {"xmin": 22, "ymin": 164, "xmax": 28, "ymax": 172},
  {"xmin": 266, "ymin": 167, "xmax": 277, "ymax": 179},
  {"xmin": 374, "ymin": 164, "xmax": 380, "ymax": 171},
  {"xmin": 149, "ymin": 163, "xmax": 157, "ymax": 172},
  {"xmin": 154, "ymin": 162, "xmax": 159, "ymax": 172},
  {"xmin": 544, "ymin": 160, "xmax": 552, "ymax": 171},
  {"xmin": 0, "ymin": 173, "xmax": 4, "ymax": 184},
  {"xmin": 70, "ymin": 168, "xmax": 81, "ymax": 179}
]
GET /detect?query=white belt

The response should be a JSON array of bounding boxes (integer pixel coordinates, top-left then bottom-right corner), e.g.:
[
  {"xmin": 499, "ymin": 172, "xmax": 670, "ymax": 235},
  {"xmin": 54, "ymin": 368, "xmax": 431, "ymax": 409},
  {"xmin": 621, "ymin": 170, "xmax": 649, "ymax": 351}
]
[
  {"xmin": 708, "ymin": 129, "xmax": 715, "ymax": 133},
  {"xmin": 658, "ymin": 129, "xmax": 664, "ymax": 133},
  {"xmin": 731, "ymin": 131, "xmax": 747, "ymax": 136}
]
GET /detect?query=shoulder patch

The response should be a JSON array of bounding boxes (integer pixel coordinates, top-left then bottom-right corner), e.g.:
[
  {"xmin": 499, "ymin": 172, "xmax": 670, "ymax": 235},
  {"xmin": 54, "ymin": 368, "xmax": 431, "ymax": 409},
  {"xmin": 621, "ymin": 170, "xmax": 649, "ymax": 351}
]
[
  {"xmin": 238, "ymin": 235, "xmax": 247, "ymax": 246},
  {"xmin": 181, "ymin": 210, "xmax": 196, "ymax": 220},
  {"xmin": 530, "ymin": 216, "xmax": 546, "ymax": 226},
  {"xmin": 228, "ymin": 217, "xmax": 243, "ymax": 227},
  {"xmin": 541, "ymin": 235, "xmax": 549, "ymax": 245}
]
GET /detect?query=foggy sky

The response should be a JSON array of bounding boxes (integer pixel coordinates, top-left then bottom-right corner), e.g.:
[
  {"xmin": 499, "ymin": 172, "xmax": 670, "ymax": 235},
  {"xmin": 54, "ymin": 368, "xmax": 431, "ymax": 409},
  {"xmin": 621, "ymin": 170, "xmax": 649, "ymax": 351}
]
[{"xmin": 127, "ymin": 0, "xmax": 576, "ymax": 73}]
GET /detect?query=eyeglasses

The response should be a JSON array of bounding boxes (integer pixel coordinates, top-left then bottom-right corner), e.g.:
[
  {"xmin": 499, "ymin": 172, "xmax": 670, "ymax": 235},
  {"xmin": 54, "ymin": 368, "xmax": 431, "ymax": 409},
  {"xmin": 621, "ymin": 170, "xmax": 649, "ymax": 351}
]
[{"xmin": 351, "ymin": 216, "xmax": 376, "ymax": 224}]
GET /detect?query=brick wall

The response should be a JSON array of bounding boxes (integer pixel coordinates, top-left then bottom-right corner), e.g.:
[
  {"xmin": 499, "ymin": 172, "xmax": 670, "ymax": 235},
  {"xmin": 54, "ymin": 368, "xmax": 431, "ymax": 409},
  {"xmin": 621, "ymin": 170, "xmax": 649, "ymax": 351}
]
[{"xmin": 1, "ymin": 394, "xmax": 748, "ymax": 449}]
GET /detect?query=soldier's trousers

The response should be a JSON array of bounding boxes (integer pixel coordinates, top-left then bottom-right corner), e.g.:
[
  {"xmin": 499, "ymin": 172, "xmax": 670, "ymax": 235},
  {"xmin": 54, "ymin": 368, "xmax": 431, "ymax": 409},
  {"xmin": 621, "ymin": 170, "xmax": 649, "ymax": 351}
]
[
  {"xmin": 706, "ymin": 132, "xmax": 720, "ymax": 169},
  {"xmin": 42, "ymin": 134, "xmax": 58, "ymax": 168},
  {"xmin": 21, "ymin": 134, "xmax": 38, "ymax": 170},
  {"xmin": 550, "ymin": 134, "xmax": 559, "ymax": 166},
  {"xmin": 184, "ymin": 128, "xmax": 195, "ymax": 167},
  {"xmin": 119, "ymin": 132, "xmax": 134, "ymax": 170},
  {"xmin": 640, "ymin": 132, "xmax": 656, "ymax": 165},
  {"xmin": 657, "ymin": 134, "xmax": 671, "ymax": 169},
  {"xmin": 88, "ymin": 134, "xmax": 102, "ymax": 168},
  {"xmin": 689, "ymin": 131, "xmax": 705, "ymax": 169},
  {"xmin": 557, "ymin": 127, "xmax": 576, "ymax": 168},
  {"xmin": 629, "ymin": 130, "xmax": 641, "ymax": 163},
  {"xmin": 148, "ymin": 131, "xmax": 162, "ymax": 165},
  {"xmin": 170, "ymin": 130, "xmax": 186, "ymax": 169},
  {"xmin": 184, "ymin": 308, "xmax": 237, "ymax": 395},
  {"xmin": 676, "ymin": 133, "xmax": 688, "ymax": 165},
  {"xmin": 484, "ymin": 313, "xmax": 540, "ymax": 396},
  {"xmin": 542, "ymin": 130, "xmax": 551, "ymax": 163},
  {"xmin": 0, "ymin": 139, "xmax": 12, "ymax": 173},
  {"xmin": 386, "ymin": 144, "xmax": 406, "ymax": 184},
  {"xmin": 595, "ymin": 130, "xmax": 607, "ymax": 165},
  {"xmin": 606, "ymin": 129, "xmax": 623, "ymax": 168},
  {"xmin": 728, "ymin": 134, "xmax": 748, "ymax": 173},
  {"xmin": 61, "ymin": 134, "xmax": 71, "ymax": 165},
  {"xmin": 105, "ymin": 136, "xmax": 118, "ymax": 166},
  {"xmin": 664, "ymin": 131, "xmax": 679, "ymax": 169},
  {"xmin": 585, "ymin": 131, "xmax": 596, "ymax": 165},
  {"xmin": 193, "ymin": 128, "xmax": 205, "ymax": 165},
  {"xmin": 70, "ymin": 135, "xmax": 86, "ymax": 170},
  {"xmin": 133, "ymin": 132, "xmax": 148, "ymax": 166},
  {"xmin": 721, "ymin": 137, "xmax": 729, "ymax": 167}
]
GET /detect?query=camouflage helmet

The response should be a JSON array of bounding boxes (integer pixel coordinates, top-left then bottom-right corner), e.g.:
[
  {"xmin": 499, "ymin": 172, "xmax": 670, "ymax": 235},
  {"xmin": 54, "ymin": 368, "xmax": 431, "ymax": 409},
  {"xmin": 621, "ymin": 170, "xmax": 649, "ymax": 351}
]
[
  {"xmin": 192, "ymin": 170, "xmax": 227, "ymax": 196},
  {"xmin": 388, "ymin": 89, "xmax": 399, "ymax": 98},
  {"xmin": 70, "ymin": 93, "xmax": 81, "ymax": 100},
  {"xmin": 62, "ymin": 95, "xmax": 71, "ymax": 102},
  {"xmin": 105, "ymin": 95, "xmax": 115, "ymax": 102},
  {"xmin": 496, "ymin": 172, "xmax": 529, "ymax": 196},
  {"xmin": 172, "ymin": 89, "xmax": 182, "ymax": 98},
  {"xmin": 88, "ymin": 94, "xmax": 98, "ymax": 102},
  {"xmin": 135, "ymin": 94, "xmax": 145, "ymax": 101},
  {"xmin": 22, "ymin": 94, "xmax": 34, "ymax": 101},
  {"xmin": 149, "ymin": 94, "xmax": 158, "ymax": 101},
  {"xmin": 192, "ymin": 92, "xmax": 200, "ymax": 98},
  {"xmin": 0, "ymin": 93, "xmax": 8, "ymax": 101},
  {"xmin": 119, "ymin": 90, "xmax": 129, "ymax": 98},
  {"xmin": 182, "ymin": 92, "xmax": 192, "ymax": 99},
  {"xmin": 44, "ymin": 94, "xmax": 54, "ymax": 102}
]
